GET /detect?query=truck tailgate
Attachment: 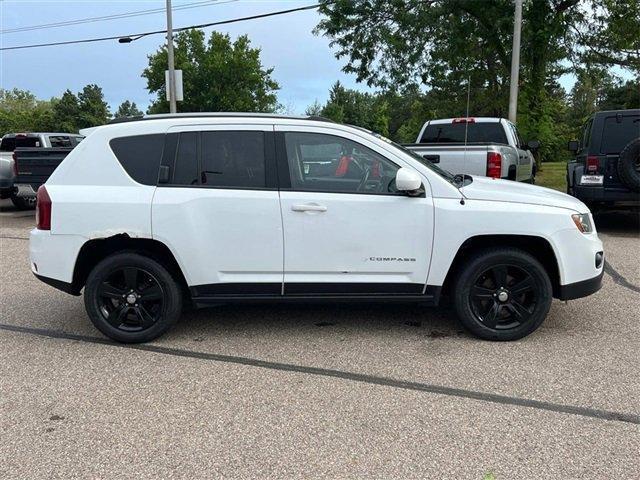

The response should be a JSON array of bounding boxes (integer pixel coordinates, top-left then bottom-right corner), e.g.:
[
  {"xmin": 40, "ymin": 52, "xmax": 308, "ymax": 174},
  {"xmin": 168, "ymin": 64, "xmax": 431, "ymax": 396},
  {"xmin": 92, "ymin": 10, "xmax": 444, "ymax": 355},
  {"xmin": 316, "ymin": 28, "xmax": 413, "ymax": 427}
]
[
  {"xmin": 404, "ymin": 144, "xmax": 490, "ymax": 176},
  {"xmin": 14, "ymin": 147, "xmax": 72, "ymax": 188}
]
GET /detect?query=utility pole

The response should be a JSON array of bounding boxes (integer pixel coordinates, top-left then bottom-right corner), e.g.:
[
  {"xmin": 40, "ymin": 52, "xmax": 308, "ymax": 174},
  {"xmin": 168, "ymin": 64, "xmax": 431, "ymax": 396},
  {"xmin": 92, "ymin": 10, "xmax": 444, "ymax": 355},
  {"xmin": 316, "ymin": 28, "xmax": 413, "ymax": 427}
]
[
  {"xmin": 166, "ymin": 0, "xmax": 177, "ymax": 113},
  {"xmin": 508, "ymin": 0, "xmax": 522, "ymax": 123}
]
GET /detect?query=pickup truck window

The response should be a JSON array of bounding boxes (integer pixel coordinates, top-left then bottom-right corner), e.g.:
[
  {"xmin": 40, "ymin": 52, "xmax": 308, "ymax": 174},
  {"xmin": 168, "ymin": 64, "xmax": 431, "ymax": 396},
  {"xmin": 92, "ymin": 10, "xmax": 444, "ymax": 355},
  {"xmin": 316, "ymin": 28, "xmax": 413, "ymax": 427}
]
[
  {"xmin": 420, "ymin": 123, "xmax": 508, "ymax": 145},
  {"xmin": 48, "ymin": 136, "xmax": 72, "ymax": 148},
  {"xmin": 0, "ymin": 136, "xmax": 41, "ymax": 151},
  {"xmin": 600, "ymin": 115, "xmax": 640, "ymax": 154}
]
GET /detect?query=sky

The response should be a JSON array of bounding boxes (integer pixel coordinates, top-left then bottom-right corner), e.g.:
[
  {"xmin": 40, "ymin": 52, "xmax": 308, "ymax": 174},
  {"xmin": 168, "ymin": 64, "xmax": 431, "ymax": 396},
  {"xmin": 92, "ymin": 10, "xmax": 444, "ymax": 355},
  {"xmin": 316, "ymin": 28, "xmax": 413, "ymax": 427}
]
[
  {"xmin": 0, "ymin": 0, "xmax": 373, "ymax": 114},
  {"xmin": 0, "ymin": 0, "xmax": 630, "ymax": 116}
]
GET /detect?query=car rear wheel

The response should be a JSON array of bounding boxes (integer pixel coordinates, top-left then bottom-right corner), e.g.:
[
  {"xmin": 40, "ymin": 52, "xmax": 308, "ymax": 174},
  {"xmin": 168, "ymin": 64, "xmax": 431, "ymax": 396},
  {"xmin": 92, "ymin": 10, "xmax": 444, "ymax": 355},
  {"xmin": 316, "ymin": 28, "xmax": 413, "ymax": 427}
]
[
  {"xmin": 453, "ymin": 248, "xmax": 552, "ymax": 341},
  {"xmin": 84, "ymin": 253, "xmax": 182, "ymax": 343}
]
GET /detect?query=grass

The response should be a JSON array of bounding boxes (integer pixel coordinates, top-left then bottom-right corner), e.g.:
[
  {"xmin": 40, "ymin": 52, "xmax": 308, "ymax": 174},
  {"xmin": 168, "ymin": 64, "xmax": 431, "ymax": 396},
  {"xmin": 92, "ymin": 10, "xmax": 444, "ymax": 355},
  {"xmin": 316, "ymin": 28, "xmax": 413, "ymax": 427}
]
[{"xmin": 536, "ymin": 161, "xmax": 567, "ymax": 192}]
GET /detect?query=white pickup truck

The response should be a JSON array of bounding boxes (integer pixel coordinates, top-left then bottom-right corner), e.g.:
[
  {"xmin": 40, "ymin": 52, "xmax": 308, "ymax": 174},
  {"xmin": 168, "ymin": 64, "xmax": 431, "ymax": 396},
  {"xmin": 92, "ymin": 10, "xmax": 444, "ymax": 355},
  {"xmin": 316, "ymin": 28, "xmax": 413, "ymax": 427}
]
[{"xmin": 405, "ymin": 117, "xmax": 537, "ymax": 182}]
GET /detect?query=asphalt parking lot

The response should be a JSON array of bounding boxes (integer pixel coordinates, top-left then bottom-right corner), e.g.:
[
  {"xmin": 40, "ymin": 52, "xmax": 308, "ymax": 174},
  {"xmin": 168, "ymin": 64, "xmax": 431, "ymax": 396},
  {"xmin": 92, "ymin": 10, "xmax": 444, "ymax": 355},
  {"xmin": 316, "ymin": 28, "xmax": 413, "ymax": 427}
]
[{"xmin": 1, "ymin": 198, "xmax": 638, "ymax": 479}]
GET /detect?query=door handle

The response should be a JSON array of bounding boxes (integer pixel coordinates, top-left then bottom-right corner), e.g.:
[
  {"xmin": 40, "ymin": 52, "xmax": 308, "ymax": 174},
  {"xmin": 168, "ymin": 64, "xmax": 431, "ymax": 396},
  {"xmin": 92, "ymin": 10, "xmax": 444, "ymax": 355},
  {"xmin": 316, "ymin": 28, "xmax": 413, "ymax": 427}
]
[{"xmin": 291, "ymin": 204, "xmax": 327, "ymax": 212}]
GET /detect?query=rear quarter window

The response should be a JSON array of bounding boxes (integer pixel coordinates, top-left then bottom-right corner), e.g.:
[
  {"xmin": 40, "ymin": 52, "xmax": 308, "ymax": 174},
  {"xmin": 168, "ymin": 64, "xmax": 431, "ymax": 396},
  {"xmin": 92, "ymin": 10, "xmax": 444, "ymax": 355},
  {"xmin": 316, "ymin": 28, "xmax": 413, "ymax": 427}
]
[{"xmin": 109, "ymin": 134, "xmax": 165, "ymax": 185}]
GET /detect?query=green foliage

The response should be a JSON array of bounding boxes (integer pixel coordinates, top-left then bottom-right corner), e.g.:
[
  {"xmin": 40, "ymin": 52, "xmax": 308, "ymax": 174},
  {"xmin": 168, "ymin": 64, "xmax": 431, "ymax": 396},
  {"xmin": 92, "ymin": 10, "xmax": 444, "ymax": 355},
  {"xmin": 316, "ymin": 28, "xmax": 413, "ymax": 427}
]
[
  {"xmin": 77, "ymin": 84, "xmax": 111, "ymax": 128},
  {"xmin": 577, "ymin": 0, "xmax": 640, "ymax": 74},
  {"xmin": 0, "ymin": 85, "xmax": 111, "ymax": 135},
  {"xmin": 0, "ymin": 89, "xmax": 55, "ymax": 135},
  {"xmin": 143, "ymin": 29, "xmax": 279, "ymax": 113},
  {"xmin": 315, "ymin": 0, "xmax": 638, "ymax": 162},
  {"xmin": 115, "ymin": 100, "xmax": 144, "ymax": 118}
]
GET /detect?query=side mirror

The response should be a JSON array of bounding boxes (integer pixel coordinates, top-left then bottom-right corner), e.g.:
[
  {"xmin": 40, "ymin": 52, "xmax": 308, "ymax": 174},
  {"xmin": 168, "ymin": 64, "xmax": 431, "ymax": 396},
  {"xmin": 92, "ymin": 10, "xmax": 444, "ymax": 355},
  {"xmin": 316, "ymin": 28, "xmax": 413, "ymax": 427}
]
[
  {"xmin": 568, "ymin": 140, "xmax": 579, "ymax": 153},
  {"xmin": 395, "ymin": 168, "xmax": 422, "ymax": 194},
  {"xmin": 526, "ymin": 140, "xmax": 540, "ymax": 151}
]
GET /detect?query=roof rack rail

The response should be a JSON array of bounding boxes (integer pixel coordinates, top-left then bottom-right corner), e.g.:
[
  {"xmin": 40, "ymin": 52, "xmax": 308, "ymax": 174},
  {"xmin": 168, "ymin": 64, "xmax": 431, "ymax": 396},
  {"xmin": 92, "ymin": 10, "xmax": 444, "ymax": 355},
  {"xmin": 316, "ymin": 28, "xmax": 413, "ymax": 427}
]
[{"xmin": 104, "ymin": 113, "xmax": 339, "ymax": 125}]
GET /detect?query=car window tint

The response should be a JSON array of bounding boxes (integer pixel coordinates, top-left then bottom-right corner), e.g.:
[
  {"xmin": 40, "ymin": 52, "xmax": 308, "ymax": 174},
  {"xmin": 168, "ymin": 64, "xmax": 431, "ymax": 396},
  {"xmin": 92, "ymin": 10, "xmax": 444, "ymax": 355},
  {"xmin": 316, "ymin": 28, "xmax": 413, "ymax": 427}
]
[
  {"xmin": 109, "ymin": 134, "xmax": 164, "ymax": 185},
  {"xmin": 200, "ymin": 131, "xmax": 265, "ymax": 188},
  {"xmin": 420, "ymin": 123, "xmax": 508, "ymax": 144},
  {"xmin": 284, "ymin": 132, "xmax": 400, "ymax": 194},
  {"xmin": 600, "ymin": 115, "xmax": 640, "ymax": 154},
  {"xmin": 173, "ymin": 132, "xmax": 198, "ymax": 185}
]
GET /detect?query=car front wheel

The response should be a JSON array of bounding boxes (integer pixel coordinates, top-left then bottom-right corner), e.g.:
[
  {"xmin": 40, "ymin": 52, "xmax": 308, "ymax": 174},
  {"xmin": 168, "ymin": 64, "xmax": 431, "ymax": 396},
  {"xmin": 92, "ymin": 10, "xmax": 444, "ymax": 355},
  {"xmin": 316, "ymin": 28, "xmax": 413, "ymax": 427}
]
[
  {"xmin": 84, "ymin": 252, "xmax": 182, "ymax": 343},
  {"xmin": 453, "ymin": 248, "xmax": 552, "ymax": 341}
]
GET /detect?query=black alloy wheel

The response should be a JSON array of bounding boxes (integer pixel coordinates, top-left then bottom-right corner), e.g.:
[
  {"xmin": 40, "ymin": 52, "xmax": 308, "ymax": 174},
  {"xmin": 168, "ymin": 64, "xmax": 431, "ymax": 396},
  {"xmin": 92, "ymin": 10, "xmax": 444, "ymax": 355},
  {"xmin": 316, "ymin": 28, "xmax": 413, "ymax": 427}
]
[
  {"xmin": 97, "ymin": 266, "xmax": 164, "ymax": 332},
  {"xmin": 469, "ymin": 264, "xmax": 537, "ymax": 330},
  {"xmin": 85, "ymin": 253, "xmax": 182, "ymax": 343},
  {"xmin": 453, "ymin": 248, "xmax": 552, "ymax": 341}
]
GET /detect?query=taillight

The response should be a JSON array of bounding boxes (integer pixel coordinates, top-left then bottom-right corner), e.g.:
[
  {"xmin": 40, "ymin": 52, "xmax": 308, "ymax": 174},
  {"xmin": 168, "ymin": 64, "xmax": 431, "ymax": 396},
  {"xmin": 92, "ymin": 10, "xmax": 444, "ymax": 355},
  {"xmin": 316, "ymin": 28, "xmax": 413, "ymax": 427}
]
[
  {"xmin": 486, "ymin": 152, "xmax": 502, "ymax": 178},
  {"xmin": 36, "ymin": 186, "xmax": 51, "ymax": 230},
  {"xmin": 586, "ymin": 155, "xmax": 599, "ymax": 173},
  {"xmin": 12, "ymin": 152, "xmax": 18, "ymax": 176}
]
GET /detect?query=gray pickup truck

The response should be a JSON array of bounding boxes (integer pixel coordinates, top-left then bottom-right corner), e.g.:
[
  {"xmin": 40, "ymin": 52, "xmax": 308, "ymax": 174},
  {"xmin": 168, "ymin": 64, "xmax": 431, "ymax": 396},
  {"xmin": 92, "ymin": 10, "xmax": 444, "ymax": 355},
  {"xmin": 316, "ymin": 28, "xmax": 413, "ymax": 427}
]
[
  {"xmin": 404, "ymin": 117, "xmax": 537, "ymax": 182},
  {"xmin": 0, "ymin": 132, "xmax": 83, "ymax": 208}
]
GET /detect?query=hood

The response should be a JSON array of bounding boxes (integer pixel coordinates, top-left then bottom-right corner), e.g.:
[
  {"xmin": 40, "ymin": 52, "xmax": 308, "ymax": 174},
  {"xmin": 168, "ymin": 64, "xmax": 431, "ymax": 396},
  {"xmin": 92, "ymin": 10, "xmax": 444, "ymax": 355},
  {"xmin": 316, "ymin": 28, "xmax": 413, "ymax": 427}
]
[{"xmin": 460, "ymin": 176, "xmax": 588, "ymax": 212}]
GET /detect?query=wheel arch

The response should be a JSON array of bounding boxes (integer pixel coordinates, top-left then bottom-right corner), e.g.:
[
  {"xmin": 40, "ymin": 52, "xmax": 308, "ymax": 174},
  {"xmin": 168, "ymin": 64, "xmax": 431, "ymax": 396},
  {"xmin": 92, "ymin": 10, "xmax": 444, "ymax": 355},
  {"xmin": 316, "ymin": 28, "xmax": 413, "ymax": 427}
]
[
  {"xmin": 72, "ymin": 234, "xmax": 188, "ymax": 295},
  {"xmin": 441, "ymin": 234, "xmax": 561, "ymax": 299}
]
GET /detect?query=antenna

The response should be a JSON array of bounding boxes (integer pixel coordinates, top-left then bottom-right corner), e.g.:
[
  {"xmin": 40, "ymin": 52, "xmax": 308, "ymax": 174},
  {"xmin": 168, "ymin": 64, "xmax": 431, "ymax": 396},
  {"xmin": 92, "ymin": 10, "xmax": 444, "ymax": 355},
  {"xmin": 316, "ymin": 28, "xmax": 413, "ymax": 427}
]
[{"xmin": 462, "ymin": 75, "xmax": 471, "ymax": 172}]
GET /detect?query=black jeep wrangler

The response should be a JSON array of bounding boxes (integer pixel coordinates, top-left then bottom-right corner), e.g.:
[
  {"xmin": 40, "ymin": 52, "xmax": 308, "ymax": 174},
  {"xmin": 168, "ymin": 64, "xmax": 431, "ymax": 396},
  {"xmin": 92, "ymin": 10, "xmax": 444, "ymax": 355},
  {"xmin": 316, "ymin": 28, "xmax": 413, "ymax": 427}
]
[{"xmin": 567, "ymin": 109, "xmax": 639, "ymax": 210}]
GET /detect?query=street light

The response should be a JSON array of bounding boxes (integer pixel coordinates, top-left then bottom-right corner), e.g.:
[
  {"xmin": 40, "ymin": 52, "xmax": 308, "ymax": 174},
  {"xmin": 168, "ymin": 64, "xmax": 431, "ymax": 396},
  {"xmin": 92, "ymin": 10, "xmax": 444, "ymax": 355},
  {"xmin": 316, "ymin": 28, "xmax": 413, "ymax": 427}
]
[{"xmin": 118, "ymin": 0, "xmax": 177, "ymax": 114}]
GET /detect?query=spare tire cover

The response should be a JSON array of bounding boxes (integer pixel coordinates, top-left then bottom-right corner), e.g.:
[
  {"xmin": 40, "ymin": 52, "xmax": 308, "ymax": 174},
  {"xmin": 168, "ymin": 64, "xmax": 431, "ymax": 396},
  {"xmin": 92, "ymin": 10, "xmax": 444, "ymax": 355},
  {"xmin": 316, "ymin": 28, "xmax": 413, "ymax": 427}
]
[{"xmin": 617, "ymin": 138, "xmax": 640, "ymax": 192}]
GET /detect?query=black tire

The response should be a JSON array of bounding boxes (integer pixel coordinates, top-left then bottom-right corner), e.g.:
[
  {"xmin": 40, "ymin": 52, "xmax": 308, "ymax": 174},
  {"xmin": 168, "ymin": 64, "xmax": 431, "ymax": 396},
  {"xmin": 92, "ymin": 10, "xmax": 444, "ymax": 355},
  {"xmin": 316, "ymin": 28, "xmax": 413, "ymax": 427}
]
[
  {"xmin": 453, "ymin": 248, "xmax": 552, "ymax": 341},
  {"xmin": 11, "ymin": 195, "xmax": 36, "ymax": 210},
  {"xmin": 617, "ymin": 138, "xmax": 640, "ymax": 192},
  {"xmin": 84, "ymin": 252, "xmax": 182, "ymax": 343}
]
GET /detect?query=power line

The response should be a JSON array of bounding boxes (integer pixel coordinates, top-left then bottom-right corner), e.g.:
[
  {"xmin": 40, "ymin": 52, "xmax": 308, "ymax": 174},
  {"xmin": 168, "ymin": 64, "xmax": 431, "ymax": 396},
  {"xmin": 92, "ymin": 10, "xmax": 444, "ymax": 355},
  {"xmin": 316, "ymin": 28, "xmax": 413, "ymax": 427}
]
[
  {"xmin": 0, "ymin": 3, "xmax": 323, "ymax": 51},
  {"xmin": 0, "ymin": 0, "xmax": 234, "ymax": 35}
]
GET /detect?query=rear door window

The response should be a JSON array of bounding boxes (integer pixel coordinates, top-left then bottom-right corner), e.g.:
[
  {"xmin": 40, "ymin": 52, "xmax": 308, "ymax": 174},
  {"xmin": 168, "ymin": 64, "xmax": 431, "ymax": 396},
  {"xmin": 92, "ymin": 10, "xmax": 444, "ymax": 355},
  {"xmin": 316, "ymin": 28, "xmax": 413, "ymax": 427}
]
[
  {"xmin": 172, "ymin": 132, "xmax": 199, "ymax": 186},
  {"xmin": 109, "ymin": 134, "xmax": 165, "ymax": 185},
  {"xmin": 600, "ymin": 115, "xmax": 640, "ymax": 154},
  {"xmin": 420, "ymin": 122, "xmax": 508, "ymax": 144},
  {"xmin": 200, "ymin": 131, "xmax": 266, "ymax": 188}
]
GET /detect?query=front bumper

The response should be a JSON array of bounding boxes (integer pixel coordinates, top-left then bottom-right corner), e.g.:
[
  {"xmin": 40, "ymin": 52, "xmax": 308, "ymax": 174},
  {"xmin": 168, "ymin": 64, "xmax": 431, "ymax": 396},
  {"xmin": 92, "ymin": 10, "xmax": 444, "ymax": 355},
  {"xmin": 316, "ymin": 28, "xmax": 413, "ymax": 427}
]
[{"xmin": 557, "ymin": 268, "xmax": 604, "ymax": 300}]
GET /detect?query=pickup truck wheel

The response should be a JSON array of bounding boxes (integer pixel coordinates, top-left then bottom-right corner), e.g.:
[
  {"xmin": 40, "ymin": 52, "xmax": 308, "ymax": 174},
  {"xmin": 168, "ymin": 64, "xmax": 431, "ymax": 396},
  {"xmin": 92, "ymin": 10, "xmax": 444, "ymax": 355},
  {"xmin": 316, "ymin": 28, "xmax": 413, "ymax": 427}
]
[
  {"xmin": 84, "ymin": 253, "xmax": 182, "ymax": 343},
  {"xmin": 617, "ymin": 138, "xmax": 640, "ymax": 192},
  {"xmin": 453, "ymin": 248, "xmax": 552, "ymax": 341},
  {"xmin": 11, "ymin": 195, "xmax": 36, "ymax": 210}
]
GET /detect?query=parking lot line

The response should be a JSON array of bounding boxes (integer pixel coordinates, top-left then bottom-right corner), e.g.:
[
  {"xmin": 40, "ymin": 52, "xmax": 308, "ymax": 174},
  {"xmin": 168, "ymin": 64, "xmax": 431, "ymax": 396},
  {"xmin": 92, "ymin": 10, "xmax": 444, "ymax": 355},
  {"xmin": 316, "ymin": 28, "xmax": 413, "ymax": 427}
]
[{"xmin": 2, "ymin": 322, "xmax": 639, "ymax": 426}]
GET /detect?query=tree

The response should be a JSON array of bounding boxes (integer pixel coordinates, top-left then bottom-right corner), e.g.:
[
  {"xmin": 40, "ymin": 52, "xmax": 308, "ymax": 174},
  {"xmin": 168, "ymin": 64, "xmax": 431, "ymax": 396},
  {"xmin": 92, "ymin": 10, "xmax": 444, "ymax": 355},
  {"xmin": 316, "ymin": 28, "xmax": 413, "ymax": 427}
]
[
  {"xmin": 315, "ymin": 0, "xmax": 634, "ymax": 162},
  {"xmin": 575, "ymin": 0, "xmax": 640, "ymax": 74},
  {"xmin": 143, "ymin": 29, "xmax": 279, "ymax": 113},
  {"xmin": 51, "ymin": 90, "xmax": 81, "ymax": 133},
  {"xmin": 115, "ymin": 100, "xmax": 143, "ymax": 118},
  {"xmin": 77, "ymin": 84, "xmax": 111, "ymax": 128},
  {"xmin": 0, "ymin": 88, "xmax": 55, "ymax": 135}
]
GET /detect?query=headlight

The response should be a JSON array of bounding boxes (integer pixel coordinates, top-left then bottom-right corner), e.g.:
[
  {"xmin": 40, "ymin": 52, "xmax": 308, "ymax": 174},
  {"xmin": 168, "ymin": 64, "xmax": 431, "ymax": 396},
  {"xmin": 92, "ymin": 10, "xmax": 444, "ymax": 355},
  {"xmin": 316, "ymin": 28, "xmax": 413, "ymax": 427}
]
[{"xmin": 572, "ymin": 213, "xmax": 593, "ymax": 233}]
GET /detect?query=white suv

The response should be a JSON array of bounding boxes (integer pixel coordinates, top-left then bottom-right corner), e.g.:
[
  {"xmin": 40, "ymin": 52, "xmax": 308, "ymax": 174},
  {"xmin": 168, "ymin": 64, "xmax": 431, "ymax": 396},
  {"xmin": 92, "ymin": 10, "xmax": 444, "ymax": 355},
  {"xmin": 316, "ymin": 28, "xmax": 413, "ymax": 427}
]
[{"xmin": 30, "ymin": 114, "xmax": 604, "ymax": 343}]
